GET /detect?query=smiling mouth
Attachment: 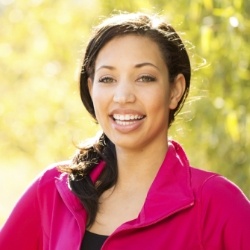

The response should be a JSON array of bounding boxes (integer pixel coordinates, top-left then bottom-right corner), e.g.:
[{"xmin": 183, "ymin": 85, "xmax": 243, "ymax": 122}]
[{"xmin": 112, "ymin": 114, "xmax": 145, "ymax": 125}]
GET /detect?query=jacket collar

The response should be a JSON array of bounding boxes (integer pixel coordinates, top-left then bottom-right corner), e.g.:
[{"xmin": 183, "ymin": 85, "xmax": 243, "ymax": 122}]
[
  {"xmin": 55, "ymin": 161, "xmax": 106, "ymax": 235},
  {"xmin": 56, "ymin": 141, "xmax": 194, "ymax": 230},
  {"xmin": 136, "ymin": 141, "xmax": 194, "ymax": 226}
]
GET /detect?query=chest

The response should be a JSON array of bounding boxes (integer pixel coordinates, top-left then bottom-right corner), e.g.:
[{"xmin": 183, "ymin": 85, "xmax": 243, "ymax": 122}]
[
  {"xmin": 101, "ymin": 207, "xmax": 202, "ymax": 250},
  {"xmin": 89, "ymin": 187, "xmax": 149, "ymax": 235}
]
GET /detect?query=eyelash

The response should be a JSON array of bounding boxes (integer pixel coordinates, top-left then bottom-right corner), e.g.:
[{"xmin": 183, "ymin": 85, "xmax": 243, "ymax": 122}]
[
  {"xmin": 137, "ymin": 75, "xmax": 156, "ymax": 82},
  {"xmin": 98, "ymin": 76, "xmax": 115, "ymax": 83},
  {"xmin": 98, "ymin": 75, "xmax": 156, "ymax": 83}
]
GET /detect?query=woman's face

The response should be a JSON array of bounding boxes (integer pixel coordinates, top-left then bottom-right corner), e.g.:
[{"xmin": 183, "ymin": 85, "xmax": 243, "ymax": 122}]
[{"xmin": 88, "ymin": 35, "xmax": 184, "ymax": 151}]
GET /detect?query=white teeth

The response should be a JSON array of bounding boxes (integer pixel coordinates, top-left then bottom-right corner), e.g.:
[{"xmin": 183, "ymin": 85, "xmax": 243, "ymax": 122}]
[
  {"xmin": 115, "ymin": 120, "xmax": 137, "ymax": 125},
  {"xmin": 113, "ymin": 114, "xmax": 143, "ymax": 121},
  {"xmin": 125, "ymin": 114, "xmax": 130, "ymax": 120}
]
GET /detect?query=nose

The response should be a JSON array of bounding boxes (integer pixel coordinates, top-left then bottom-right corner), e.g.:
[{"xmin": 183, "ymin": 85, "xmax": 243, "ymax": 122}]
[{"xmin": 113, "ymin": 81, "xmax": 135, "ymax": 104}]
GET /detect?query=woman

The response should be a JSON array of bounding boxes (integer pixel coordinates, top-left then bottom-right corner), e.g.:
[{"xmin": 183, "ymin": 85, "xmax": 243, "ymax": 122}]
[{"xmin": 0, "ymin": 12, "xmax": 250, "ymax": 250}]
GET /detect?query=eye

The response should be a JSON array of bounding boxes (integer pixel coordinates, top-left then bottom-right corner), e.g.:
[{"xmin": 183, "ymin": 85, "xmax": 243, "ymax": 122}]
[
  {"xmin": 98, "ymin": 76, "xmax": 115, "ymax": 83},
  {"xmin": 137, "ymin": 75, "xmax": 156, "ymax": 82}
]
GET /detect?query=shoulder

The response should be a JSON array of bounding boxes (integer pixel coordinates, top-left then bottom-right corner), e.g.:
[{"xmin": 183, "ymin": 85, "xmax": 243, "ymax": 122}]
[
  {"xmin": 190, "ymin": 166, "xmax": 250, "ymax": 209},
  {"xmin": 171, "ymin": 140, "xmax": 250, "ymax": 207},
  {"xmin": 29, "ymin": 160, "xmax": 72, "ymax": 199},
  {"xmin": 189, "ymin": 166, "xmax": 250, "ymax": 230},
  {"xmin": 192, "ymin": 170, "xmax": 250, "ymax": 248},
  {"xmin": 190, "ymin": 167, "xmax": 250, "ymax": 248},
  {"xmin": 200, "ymin": 172, "xmax": 250, "ymax": 213},
  {"xmin": 193, "ymin": 167, "xmax": 249, "ymax": 203},
  {"xmin": 189, "ymin": 167, "xmax": 219, "ymax": 190},
  {"xmin": 37, "ymin": 160, "xmax": 71, "ymax": 185}
]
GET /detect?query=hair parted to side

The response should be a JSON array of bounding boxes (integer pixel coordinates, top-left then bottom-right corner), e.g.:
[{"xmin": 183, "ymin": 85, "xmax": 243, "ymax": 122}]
[{"xmin": 60, "ymin": 12, "xmax": 191, "ymax": 227}]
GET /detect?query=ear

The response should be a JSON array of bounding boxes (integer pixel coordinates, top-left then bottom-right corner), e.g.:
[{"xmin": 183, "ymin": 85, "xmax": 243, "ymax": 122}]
[
  {"xmin": 87, "ymin": 77, "xmax": 93, "ymax": 98},
  {"xmin": 169, "ymin": 74, "xmax": 186, "ymax": 109}
]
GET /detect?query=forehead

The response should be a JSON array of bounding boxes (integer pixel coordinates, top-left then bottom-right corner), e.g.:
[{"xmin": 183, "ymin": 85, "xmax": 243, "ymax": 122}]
[
  {"xmin": 99, "ymin": 34, "xmax": 160, "ymax": 53},
  {"xmin": 95, "ymin": 34, "xmax": 166, "ymax": 68}
]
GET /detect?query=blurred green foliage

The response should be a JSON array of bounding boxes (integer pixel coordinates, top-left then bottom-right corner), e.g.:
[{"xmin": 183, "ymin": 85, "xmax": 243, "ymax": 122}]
[{"xmin": 0, "ymin": 0, "xmax": 249, "ymax": 225}]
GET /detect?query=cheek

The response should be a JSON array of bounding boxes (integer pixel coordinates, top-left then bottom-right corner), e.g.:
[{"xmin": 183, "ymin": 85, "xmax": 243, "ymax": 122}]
[
  {"xmin": 149, "ymin": 88, "xmax": 170, "ymax": 109},
  {"xmin": 91, "ymin": 90, "xmax": 109, "ymax": 117},
  {"xmin": 148, "ymin": 92, "xmax": 171, "ymax": 121},
  {"xmin": 91, "ymin": 87, "xmax": 101, "ymax": 104}
]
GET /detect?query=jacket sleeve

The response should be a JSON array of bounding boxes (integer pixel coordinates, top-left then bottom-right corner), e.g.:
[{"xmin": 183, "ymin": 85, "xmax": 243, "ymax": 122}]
[
  {"xmin": 200, "ymin": 175, "xmax": 250, "ymax": 250},
  {"xmin": 0, "ymin": 177, "xmax": 43, "ymax": 250}
]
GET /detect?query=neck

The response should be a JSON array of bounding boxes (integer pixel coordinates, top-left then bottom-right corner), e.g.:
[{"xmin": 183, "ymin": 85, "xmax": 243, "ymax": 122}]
[{"xmin": 114, "ymin": 139, "xmax": 169, "ymax": 190}]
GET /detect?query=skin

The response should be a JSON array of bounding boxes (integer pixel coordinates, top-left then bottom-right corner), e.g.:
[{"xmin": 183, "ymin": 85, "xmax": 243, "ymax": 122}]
[{"xmin": 88, "ymin": 35, "xmax": 185, "ymax": 235}]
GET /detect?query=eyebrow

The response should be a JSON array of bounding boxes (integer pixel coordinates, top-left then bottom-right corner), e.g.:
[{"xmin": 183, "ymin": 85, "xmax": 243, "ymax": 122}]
[
  {"xmin": 96, "ymin": 62, "xmax": 160, "ymax": 72},
  {"xmin": 134, "ymin": 62, "xmax": 159, "ymax": 70},
  {"xmin": 96, "ymin": 65, "xmax": 115, "ymax": 72}
]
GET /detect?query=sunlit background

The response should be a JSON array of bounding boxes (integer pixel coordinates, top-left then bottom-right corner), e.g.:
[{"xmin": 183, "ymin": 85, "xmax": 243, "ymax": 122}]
[{"xmin": 0, "ymin": 0, "xmax": 249, "ymax": 226}]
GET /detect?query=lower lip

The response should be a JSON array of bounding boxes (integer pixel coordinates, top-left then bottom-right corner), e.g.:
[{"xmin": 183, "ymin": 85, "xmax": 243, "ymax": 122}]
[{"xmin": 110, "ymin": 117, "xmax": 144, "ymax": 133}]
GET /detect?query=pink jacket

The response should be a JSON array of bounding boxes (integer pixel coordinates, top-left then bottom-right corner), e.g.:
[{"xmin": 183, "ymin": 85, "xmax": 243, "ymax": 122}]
[{"xmin": 0, "ymin": 141, "xmax": 250, "ymax": 249}]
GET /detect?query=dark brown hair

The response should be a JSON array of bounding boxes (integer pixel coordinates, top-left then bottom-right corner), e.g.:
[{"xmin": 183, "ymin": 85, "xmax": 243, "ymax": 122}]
[{"xmin": 61, "ymin": 12, "xmax": 191, "ymax": 227}]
